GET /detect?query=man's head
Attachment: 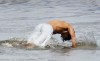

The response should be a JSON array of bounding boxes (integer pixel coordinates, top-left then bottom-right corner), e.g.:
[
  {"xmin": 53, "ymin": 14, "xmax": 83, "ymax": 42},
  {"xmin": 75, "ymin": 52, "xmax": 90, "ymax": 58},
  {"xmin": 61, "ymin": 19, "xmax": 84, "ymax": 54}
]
[{"xmin": 61, "ymin": 31, "xmax": 71, "ymax": 42}]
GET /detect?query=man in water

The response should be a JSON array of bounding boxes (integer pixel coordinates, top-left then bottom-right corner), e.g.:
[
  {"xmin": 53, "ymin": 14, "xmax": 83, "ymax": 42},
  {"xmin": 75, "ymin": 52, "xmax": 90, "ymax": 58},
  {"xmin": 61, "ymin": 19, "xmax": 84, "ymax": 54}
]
[{"xmin": 26, "ymin": 20, "xmax": 76, "ymax": 48}]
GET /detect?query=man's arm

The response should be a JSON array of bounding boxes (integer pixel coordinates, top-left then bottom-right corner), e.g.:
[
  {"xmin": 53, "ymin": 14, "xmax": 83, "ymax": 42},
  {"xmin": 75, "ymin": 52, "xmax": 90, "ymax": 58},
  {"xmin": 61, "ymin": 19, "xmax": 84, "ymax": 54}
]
[{"xmin": 67, "ymin": 24, "xmax": 76, "ymax": 48}]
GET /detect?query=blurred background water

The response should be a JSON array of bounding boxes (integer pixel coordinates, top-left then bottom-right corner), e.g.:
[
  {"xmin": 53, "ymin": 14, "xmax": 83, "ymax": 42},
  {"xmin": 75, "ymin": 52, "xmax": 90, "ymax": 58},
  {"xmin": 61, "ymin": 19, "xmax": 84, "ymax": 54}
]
[{"xmin": 0, "ymin": 0, "xmax": 100, "ymax": 61}]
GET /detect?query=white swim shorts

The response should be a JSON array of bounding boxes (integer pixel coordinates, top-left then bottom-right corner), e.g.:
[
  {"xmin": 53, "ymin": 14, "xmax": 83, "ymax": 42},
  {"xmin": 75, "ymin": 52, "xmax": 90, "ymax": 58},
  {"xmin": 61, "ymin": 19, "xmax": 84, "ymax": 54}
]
[{"xmin": 27, "ymin": 23, "xmax": 53, "ymax": 48}]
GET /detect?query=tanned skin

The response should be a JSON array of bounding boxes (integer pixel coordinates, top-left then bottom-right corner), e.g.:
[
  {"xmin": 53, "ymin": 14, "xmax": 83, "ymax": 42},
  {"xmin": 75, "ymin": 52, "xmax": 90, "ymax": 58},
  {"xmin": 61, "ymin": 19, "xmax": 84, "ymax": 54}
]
[{"xmin": 48, "ymin": 20, "xmax": 76, "ymax": 48}]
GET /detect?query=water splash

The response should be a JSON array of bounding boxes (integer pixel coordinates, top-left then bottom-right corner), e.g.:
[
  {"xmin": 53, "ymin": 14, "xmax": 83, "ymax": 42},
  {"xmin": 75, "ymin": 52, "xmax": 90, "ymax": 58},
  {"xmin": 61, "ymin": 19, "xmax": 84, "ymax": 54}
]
[
  {"xmin": 0, "ymin": 31, "xmax": 97, "ymax": 50},
  {"xmin": 76, "ymin": 31, "xmax": 97, "ymax": 49},
  {"xmin": 0, "ymin": 38, "xmax": 28, "ymax": 48}
]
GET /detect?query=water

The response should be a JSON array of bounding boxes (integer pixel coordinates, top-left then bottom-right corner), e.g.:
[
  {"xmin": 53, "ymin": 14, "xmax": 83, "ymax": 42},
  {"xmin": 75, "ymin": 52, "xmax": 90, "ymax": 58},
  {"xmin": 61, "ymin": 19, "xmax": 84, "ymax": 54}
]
[{"xmin": 0, "ymin": 0, "xmax": 100, "ymax": 61}]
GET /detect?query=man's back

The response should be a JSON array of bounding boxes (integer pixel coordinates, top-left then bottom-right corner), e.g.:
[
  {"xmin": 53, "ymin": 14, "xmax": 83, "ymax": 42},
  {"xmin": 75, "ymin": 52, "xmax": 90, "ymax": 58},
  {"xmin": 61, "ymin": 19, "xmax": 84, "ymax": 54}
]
[{"xmin": 48, "ymin": 20, "xmax": 70, "ymax": 33}]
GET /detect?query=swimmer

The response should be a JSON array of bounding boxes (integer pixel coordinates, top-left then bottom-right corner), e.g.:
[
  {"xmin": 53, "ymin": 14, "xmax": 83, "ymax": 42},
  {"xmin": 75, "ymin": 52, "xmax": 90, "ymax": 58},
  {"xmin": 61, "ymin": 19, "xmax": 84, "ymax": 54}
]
[{"xmin": 27, "ymin": 20, "xmax": 76, "ymax": 48}]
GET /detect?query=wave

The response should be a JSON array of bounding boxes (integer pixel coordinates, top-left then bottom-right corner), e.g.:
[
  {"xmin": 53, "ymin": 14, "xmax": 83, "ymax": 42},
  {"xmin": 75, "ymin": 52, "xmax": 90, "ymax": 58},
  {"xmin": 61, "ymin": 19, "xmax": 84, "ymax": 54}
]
[
  {"xmin": 0, "ymin": 0, "xmax": 30, "ymax": 4},
  {"xmin": 0, "ymin": 0, "xmax": 99, "ymax": 7},
  {"xmin": 0, "ymin": 34, "xmax": 97, "ymax": 50}
]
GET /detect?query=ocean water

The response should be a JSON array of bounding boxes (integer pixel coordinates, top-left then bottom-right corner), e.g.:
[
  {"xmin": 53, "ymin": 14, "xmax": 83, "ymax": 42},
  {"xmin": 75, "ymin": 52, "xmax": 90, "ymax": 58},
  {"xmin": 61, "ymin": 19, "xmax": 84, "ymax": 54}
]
[{"xmin": 0, "ymin": 0, "xmax": 100, "ymax": 61}]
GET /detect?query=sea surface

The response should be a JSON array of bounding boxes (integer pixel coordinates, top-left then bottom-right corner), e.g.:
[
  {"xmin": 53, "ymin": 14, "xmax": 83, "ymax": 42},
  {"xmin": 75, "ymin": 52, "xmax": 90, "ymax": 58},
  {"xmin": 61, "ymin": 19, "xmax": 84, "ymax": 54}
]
[{"xmin": 0, "ymin": 0, "xmax": 100, "ymax": 61}]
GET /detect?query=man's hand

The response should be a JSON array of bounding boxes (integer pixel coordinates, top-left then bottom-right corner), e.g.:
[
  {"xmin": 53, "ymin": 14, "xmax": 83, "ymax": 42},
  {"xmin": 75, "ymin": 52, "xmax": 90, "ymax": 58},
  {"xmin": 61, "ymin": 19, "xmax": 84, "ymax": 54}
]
[{"xmin": 71, "ymin": 38, "xmax": 77, "ymax": 48}]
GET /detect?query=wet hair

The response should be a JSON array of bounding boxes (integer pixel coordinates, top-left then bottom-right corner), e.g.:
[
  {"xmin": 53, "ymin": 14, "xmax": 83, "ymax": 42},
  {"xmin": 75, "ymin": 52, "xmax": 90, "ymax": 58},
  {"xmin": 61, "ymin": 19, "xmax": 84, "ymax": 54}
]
[{"xmin": 61, "ymin": 32, "xmax": 71, "ymax": 42}]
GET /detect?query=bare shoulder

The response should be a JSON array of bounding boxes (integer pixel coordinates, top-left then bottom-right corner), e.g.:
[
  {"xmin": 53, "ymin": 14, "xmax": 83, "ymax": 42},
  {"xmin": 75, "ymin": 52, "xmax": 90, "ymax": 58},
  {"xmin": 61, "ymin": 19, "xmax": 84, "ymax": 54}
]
[
  {"xmin": 48, "ymin": 19, "xmax": 71, "ymax": 28},
  {"xmin": 48, "ymin": 19, "xmax": 61, "ymax": 23},
  {"xmin": 48, "ymin": 19, "xmax": 68, "ymax": 24}
]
